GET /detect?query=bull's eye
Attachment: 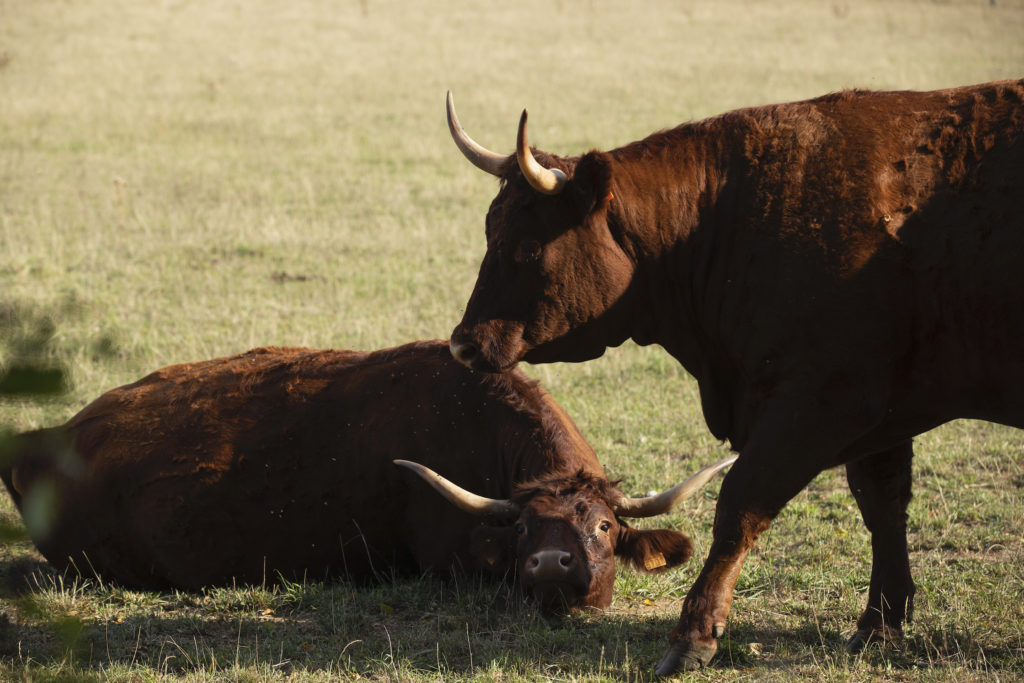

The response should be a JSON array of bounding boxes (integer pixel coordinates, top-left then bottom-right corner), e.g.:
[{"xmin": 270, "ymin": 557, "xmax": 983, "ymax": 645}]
[
  {"xmin": 598, "ymin": 521, "xmax": 612, "ymax": 533},
  {"xmin": 515, "ymin": 522, "xmax": 527, "ymax": 535},
  {"xmin": 514, "ymin": 240, "xmax": 542, "ymax": 265}
]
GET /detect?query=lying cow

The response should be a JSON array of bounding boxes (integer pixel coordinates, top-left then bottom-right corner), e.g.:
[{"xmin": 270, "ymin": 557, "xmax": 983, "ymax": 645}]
[
  {"xmin": 444, "ymin": 79, "xmax": 1024, "ymax": 668},
  {"xmin": 1, "ymin": 340, "xmax": 733, "ymax": 611}
]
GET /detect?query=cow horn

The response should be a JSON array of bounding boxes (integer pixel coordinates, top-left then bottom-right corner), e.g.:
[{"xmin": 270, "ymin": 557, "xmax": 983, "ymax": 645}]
[
  {"xmin": 446, "ymin": 91, "xmax": 507, "ymax": 177},
  {"xmin": 394, "ymin": 459, "xmax": 520, "ymax": 519},
  {"xmin": 613, "ymin": 455, "xmax": 739, "ymax": 518},
  {"xmin": 516, "ymin": 109, "xmax": 567, "ymax": 195}
]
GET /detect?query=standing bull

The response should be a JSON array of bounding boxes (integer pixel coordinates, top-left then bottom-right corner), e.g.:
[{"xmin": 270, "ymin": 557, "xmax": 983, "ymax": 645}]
[
  {"xmin": 1, "ymin": 340, "xmax": 733, "ymax": 612},
  {"xmin": 445, "ymin": 80, "xmax": 1024, "ymax": 670}
]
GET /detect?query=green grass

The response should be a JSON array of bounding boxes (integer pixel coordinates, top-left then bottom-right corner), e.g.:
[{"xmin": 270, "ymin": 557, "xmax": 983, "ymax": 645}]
[{"xmin": 2, "ymin": 0, "xmax": 1023, "ymax": 679}]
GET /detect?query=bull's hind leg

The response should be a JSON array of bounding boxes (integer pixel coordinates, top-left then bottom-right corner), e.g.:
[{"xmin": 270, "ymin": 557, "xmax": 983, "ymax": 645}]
[{"xmin": 845, "ymin": 440, "xmax": 915, "ymax": 652}]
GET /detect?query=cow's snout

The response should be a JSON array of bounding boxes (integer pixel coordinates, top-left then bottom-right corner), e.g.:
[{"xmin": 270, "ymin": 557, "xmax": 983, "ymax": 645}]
[
  {"xmin": 449, "ymin": 338, "xmax": 480, "ymax": 369},
  {"xmin": 525, "ymin": 549, "xmax": 575, "ymax": 580},
  {"xmin": 523, "ymin": 548, "xmax": 583, "ymax": 612}
]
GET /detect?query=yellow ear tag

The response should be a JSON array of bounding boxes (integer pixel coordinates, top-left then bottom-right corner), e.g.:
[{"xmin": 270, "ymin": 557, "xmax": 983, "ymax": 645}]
[{"xmin": 644, "ymin": 552, "xmax": 667, "ymax": 571}]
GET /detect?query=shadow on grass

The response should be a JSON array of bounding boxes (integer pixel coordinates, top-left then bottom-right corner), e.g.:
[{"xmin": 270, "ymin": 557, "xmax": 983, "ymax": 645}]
[
  {"xmin": 0, "ymin": 569, "xmax": 690, "ymax": 679},
  {"xmin": 707, "ymin": 617, "xmax": 1024, "ymax": 676},
  {"xmin": 0, "ymin": 554, "xmax": 53, "ymax": 599},
  {"xmin": 4, "ymin": 574, "xmax": 1022, "ymax": 679},
  {"xmin": 2, "ymin": 518, "xmax": 1020, "ymax": 679}
]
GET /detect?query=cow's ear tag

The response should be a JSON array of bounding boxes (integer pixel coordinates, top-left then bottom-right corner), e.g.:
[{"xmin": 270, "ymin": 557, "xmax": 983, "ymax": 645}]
[
  {"xmin": 604, "ymin": 192, "xmax": 614, "ymax": 203},
  {"xmin": 644, "ymin": 551, "xmax": 667, "ymax": 571}
]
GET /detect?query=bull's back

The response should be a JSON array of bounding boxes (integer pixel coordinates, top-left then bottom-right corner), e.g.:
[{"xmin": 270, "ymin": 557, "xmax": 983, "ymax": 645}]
[
  {"xmin": 827, "ymin": 81, "xmax": 1024, "ymax": 424},
  {"xmin": 879, "ymin": 81, "xmax": 1024, "ymax": 422},
  {"xmin": 735, "ymin": 81, "xmax": 1023, "ymax": 424},
  {"xmin": 696, "ymin": 80, "xmax": 1023, "ymax": 446}
]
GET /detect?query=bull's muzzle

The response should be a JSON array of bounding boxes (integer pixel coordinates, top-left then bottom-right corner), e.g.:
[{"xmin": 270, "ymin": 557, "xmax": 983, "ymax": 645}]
[{"xmin": 449, "ymin": 338, "xmax": 481, "ymax": 369}]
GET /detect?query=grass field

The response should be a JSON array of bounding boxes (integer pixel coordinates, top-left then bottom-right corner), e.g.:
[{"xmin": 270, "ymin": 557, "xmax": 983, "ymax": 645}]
[{"xmin": 2, "ymin": 0, "xmax": 1023, "ymax": 680}]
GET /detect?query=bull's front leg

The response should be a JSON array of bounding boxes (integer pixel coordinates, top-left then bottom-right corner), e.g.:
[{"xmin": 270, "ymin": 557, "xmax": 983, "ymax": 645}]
[
  {"xmin": 654, "ymin": 447, "xmax": 823, "ymax": 673},
  {"xmin": 845, "ymin": 440, "xmax": 915, "ymax": 652},
  {"xmin": 653, "ymin": 400, "xmax": 863, "ymax": 674}
]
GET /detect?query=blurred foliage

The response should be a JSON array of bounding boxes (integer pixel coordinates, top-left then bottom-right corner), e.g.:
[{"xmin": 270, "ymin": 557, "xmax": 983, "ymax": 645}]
[
  {"xmin": 0, "ymin": 303, "xmax": 68, "ymax": 400},
  {"xmin": 1, "ymin": 304, "xmax": 65, "ymax": 543},
  {"xmin": 0, "ymin": 300, "xmax": 85, "ymax": 660}
]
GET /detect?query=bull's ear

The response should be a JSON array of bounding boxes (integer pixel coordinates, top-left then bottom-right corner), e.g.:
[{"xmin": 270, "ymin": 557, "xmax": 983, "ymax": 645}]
[
  {"xmin": 469, "ymin": 524, "xmax": 516, "ymax": 575},
  {"xmin": 569, "ymin": 151, "xmax": 613, "ymax": 216},
  {"xmin": 614, "ymin": 525, "xmax": 693, "ymax": 573}
]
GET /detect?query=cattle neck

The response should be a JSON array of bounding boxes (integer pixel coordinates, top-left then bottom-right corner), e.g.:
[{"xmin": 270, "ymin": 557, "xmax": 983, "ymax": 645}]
[{"xmin": 603, "ymin": 119, "xmax": 740, "ymax": 402}]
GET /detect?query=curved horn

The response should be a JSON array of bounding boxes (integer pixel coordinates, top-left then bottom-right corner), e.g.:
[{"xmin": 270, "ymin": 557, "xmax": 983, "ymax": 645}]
[
  {"xmin": 446, "ymin": 91, "xmax": 507, "ymax": 177},
  {"xmin": 394, "ymin": 459, "xmax": 520, "ymax": 519},
  {"xmin": 613, "ymin": 455, "xmax": 739, "ymax": 518},
  {"xmin": 516, "ymin": 109, "xmax": 567, "ymax": 195}
]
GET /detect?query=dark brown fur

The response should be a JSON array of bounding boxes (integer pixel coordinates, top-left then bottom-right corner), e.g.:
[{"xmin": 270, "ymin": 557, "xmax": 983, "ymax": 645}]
[
  {"xmin": 1, "ymin": 340, "xmax": 688, "ymax": 610},
  {"xmin": 450, "ymin": 80, "xmax": 1024, "ymax": 667}
]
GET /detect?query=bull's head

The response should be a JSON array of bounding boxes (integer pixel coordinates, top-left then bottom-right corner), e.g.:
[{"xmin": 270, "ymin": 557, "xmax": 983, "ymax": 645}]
[
  {"xmin": 447, "ymin": 92, "xmax": 637, "ymax": 373},
  {"xmin": 394, "ymin": 456, "xmax": 736, "ymax": 612}
]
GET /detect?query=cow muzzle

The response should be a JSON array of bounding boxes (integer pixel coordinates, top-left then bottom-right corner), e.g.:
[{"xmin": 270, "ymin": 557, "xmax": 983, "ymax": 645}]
[{"xmin": 522, "ymin": 549, "xmax": 584, "ymax": 612}]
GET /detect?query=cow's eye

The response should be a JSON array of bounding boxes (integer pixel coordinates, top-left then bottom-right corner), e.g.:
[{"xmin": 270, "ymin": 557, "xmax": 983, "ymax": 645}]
[
  {"xmin": 598, "ymin": 521, "xmax": 612, "ymax": 533},
  {"xmin": 514, "ymin": 240, "xmax": 542, "ymax": 265},
  {"xmin": 515, "ymin": 522, "xmax": 527, "ymax": 535}
]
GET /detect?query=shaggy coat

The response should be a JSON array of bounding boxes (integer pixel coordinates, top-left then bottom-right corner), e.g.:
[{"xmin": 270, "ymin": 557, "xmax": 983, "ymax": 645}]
[{"xmin": 2, "ymin": 341, "xmax": 692, "ymax": 611}]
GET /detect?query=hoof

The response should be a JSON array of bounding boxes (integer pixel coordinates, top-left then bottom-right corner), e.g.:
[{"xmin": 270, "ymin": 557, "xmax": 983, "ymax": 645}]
[
  {"xmin": 654, "ymin": 640, "xmax": 717, "ymax": 676},
  {"xmin": 846, "ymin": 625, "xmax": 905, "ymax": 654}
]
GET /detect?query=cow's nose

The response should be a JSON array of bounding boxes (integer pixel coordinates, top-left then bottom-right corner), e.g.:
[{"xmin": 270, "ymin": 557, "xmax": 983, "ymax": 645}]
[
  {"xmin": 525, "ymin": 549, "xmax": 574, "ymax": 579},
  {"xmin": 450, "ymin": 339, "xmax": 480, "ymax": 368}
]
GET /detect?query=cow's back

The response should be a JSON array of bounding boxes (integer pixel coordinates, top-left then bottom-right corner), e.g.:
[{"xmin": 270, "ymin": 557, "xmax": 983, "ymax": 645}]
[{"xmin": 10, "ymin": 341, "xmax": 599, "ymax": 588}]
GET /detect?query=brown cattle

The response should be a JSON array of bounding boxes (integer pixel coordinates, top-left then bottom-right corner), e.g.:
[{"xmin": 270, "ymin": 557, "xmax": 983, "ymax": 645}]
[
  {"xmin": 1, "ymin": 340, "xmax": 734, "ymax": 612},
  {"xmin": 445, "ymin": 80, "xmax": 1024, "ymax": 670}
]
